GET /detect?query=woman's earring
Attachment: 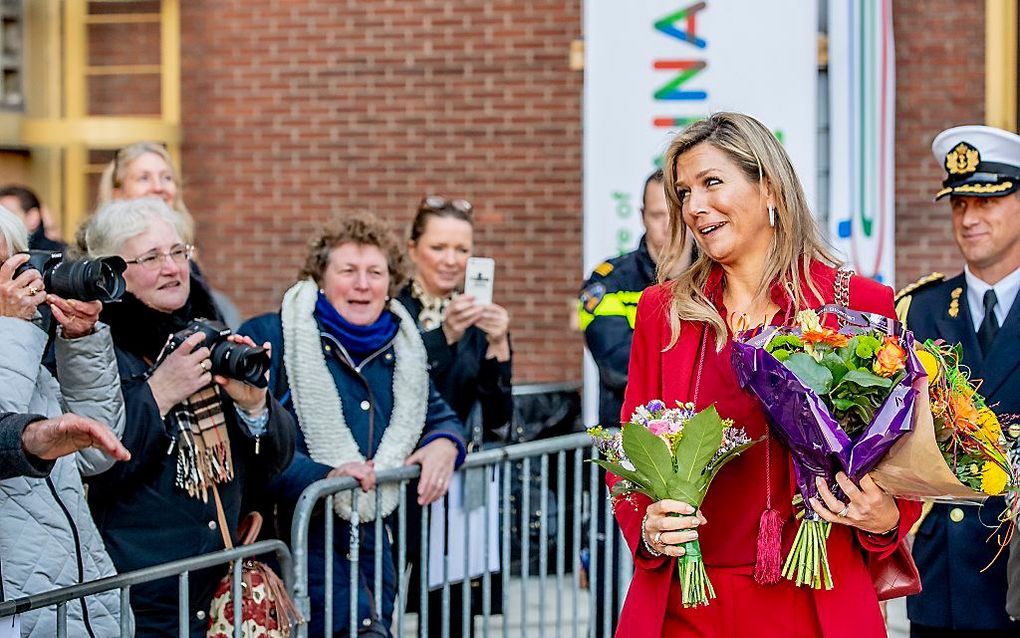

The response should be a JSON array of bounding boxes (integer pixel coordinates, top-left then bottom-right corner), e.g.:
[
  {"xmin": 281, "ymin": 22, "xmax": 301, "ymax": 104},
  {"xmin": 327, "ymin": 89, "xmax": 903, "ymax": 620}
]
[{"xmin": 768, "ymin": 205, "xmax": 776, "ymax": 228}]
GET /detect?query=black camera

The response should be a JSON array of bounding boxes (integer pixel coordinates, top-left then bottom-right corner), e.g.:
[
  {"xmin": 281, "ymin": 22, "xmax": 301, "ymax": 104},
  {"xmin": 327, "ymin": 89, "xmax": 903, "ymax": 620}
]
[
  {"xmin": 167, "ymin": 319, "xmax": 270, "ymax": 388},
  {"xmin": 13, "ymin": 250, "xmax": 127, "ymax": 303}
]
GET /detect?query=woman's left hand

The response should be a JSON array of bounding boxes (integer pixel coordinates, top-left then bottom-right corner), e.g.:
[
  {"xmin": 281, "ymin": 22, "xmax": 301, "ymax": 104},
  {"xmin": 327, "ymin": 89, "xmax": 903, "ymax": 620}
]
[
  {"xmin": 405, "ymin": 438, "xmax": 458, "ymax": 506},
  {"xmin": 811, "ymin": 472, "xmax": 900, "ymax": 535},
  {"xmin": 217, "ymin": 335, "xmax": 270, "ymax": 414},
  {"xmin": 48, "ymin": 294, "xmax": 102, "ymax": 339}
]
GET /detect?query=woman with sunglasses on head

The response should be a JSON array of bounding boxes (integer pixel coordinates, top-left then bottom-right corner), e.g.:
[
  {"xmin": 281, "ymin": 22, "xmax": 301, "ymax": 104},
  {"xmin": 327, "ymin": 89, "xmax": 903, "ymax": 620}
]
[
  {"xmin": 394, "ymin": 196, "xmax": 512, "ymax": 637},
  {"xmin": 82, "ymin": 197, "xmax": 295, "ymax": 637}
]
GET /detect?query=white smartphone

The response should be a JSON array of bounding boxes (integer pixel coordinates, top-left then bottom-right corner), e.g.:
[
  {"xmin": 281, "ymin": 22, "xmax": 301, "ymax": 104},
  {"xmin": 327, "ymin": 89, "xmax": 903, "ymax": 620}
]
[{"xmin": 463, "ymin": 257, "xmax": 495, "ymax": 307}]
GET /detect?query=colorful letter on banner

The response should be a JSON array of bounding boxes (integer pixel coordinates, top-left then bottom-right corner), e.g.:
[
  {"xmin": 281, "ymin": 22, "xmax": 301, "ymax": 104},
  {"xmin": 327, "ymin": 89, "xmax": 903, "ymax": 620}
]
[
  {"xmin": 827, "ymin": 0, "xmax": 896, "ymax": 285},
  {"xmin": 581, "ymin": 1, "xmax": 817, "ymax": 425}
]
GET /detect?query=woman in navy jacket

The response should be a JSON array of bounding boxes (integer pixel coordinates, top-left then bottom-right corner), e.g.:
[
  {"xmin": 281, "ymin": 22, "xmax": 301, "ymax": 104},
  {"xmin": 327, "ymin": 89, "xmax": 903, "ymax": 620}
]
[
  {"xmin": 83, "ymin": 198, "xmax": 295, "ymax": 637},
  {"xmin": 241, "ymin": 211, "xmax": 467, "ymax": 637}
]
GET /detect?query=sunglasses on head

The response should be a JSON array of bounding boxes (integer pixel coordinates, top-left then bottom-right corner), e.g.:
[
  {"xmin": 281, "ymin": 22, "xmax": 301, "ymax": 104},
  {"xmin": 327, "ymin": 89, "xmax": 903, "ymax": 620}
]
[{"xmin": 419, "ymin": 195, "xmax": 473, "ymax": 216}]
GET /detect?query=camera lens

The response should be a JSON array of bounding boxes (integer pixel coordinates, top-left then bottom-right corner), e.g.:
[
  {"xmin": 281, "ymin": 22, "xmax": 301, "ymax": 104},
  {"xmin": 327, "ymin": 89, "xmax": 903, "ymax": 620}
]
[
  {"xmin": 210, "ymin": 341, "xmax": 270, "ymax": 388},
  {"xmin": 46, "ymin": 256, "xmax": 127, "ymax": 303}
]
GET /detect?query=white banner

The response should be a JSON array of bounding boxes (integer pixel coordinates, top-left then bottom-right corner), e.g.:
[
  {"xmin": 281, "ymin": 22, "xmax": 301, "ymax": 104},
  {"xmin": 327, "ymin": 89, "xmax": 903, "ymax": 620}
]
[
  {"xmin": 827, "ymin": 0, "xmax": 896, "ymax": 285},
  {"xmin": 581, "ymin": 1, "xmax": 819, "ymax": 424}
]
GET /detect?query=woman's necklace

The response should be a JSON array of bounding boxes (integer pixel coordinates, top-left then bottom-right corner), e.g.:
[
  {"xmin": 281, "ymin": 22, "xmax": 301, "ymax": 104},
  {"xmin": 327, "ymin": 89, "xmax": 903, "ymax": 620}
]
[
  {"xmin": 724, "ymin": 289, "xmax": 779, "ymax": 333},
  {"xmin": 411, "ymin": 278, "xmax": 453, "ymax": 330}
]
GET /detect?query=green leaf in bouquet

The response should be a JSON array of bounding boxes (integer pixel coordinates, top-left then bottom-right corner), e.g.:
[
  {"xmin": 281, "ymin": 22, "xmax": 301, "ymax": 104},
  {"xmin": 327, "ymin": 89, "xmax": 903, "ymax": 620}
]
[
  {"xmin": 772, "ymin": 349, "xmax": 792, "ymax": 362},
  {"xmin": 620, "ymin": 422, "xmax": 675, "ymax": 498},
  {"xmin": 783, "ymin": 353, "xmax": 834, "ymax": 395},
  {"xmin": 697, "ymin": 437, "xmax": 764, "ymax": 495},
  {"xmin": 673, "ymin": 406, "xmax": 726, "ymax": 486},
  {"xmin": 818, "ymin": 352, "xmax": 849, "ymax": 385},
  {"xmin": 591, "ymin": 458, "xmax": 655, "ymax": 496},
  {"xmin": 839, "ymin": 369, "xmax": 893, "ymax": 390}
]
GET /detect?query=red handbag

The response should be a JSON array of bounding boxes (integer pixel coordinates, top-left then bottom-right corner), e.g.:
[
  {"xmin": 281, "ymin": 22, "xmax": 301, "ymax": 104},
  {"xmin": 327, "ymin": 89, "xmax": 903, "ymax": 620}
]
[{"xmin": 865, "ymin": 535, "xmax": 922, "ymax": 601}]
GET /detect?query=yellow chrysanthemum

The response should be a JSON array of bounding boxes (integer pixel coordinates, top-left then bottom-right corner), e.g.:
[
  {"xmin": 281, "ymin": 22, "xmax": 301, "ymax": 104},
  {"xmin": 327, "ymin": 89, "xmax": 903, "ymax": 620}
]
[
  {"xmin": 976, "ymin": 407, "xmax": 1002, "ymax": 443},
  {"xmin": 915, "ymin": 349, "xmax": 941, "ymax": 386},
  {"xmin": 980, "ymin": 462, "xmax": 1009, "ymax": 495}
]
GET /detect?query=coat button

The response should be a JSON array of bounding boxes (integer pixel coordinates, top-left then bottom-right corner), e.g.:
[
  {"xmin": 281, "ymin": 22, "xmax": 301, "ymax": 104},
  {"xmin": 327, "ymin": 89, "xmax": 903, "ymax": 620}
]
[
  {"xmin": 362, "ymin": 618, "xmax": 373, "ymax": 627},
  {"xmin": 384, "ymin": 353, "xmax": 393, "ymax": 362},
  {"xmin": 949, "ymin": 507, "xmax": 965, "ymax": 523},
  {"xmin": 360, "ymin": 400, "xmax": 370, "ymax": 411},
  {"xmin": 325, "ymin": 345, "xmax": 332, "ymax": 352},
  {"xmin": 208, "ymin": 520, "xmax": 217, "ymax": 530},
  {"xmin": 196, "ymin": 610, "xmax": 207, "ymax": 620}
]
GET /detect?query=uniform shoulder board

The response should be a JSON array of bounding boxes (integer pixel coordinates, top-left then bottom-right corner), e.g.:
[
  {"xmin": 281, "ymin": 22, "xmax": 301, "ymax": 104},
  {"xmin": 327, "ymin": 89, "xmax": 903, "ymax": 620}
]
[
  {"xmin": 894, "ymin": 272, "xmax": 944, "ymax": 303},
  {"xmin": 593, "ymin": 261, "xmax": 614, "ymax": 278}
]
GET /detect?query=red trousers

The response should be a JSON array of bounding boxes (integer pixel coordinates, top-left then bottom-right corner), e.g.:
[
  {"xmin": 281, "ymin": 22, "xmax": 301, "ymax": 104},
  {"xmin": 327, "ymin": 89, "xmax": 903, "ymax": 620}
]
[{"xmin": 663, "ymin": 566, "xmax": 825, "ymax": 638}]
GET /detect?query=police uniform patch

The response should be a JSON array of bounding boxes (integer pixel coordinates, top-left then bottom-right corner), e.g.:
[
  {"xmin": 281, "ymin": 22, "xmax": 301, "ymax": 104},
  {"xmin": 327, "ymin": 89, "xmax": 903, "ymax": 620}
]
[
  {"xmin": 593, "ymin": 262, "xmax": 614, "ymax": 277},
  {"xmin": 581, "ymin": 282, "xmax": 606, "ymax": 313}
]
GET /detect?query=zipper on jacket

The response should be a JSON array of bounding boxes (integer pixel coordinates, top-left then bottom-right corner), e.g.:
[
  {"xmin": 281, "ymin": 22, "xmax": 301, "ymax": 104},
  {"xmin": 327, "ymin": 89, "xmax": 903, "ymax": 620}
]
[{"xmin": 45, "ymin": 477, "xmax": 97, "ymax": 638}]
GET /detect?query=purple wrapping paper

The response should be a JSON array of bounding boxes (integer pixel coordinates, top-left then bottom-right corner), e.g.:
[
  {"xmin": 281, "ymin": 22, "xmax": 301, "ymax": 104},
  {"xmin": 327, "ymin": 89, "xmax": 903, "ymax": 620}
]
[{"xmin": 731, "ymin": 306, "xmax": 924, "ymax": 507}]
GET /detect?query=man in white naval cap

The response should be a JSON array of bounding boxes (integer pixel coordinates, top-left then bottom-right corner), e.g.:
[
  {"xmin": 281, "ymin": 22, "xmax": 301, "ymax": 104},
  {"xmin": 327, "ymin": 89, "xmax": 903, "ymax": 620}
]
[{"xmin": 896, "ymin": 125, "xmax": 1020, "ymax": 637}]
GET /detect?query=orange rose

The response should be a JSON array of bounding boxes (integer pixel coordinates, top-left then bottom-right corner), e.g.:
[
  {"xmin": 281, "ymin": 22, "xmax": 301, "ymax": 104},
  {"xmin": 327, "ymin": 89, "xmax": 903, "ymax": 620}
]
[
  {"xmin": 949, "ymin": 391, "xmax": 980, "ymax": 430},
  {"xmin": 802, "ymin": 328, "xmax": 850, "ymax": 348},
  {"xmin": 872, "ymin": 336, "xmax": 907, "ymax": 377}
]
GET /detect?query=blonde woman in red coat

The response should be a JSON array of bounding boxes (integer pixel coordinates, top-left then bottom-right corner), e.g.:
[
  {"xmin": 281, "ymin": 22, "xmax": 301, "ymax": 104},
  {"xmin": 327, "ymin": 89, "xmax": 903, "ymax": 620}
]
[{"xmin": 611, "ymin": 112, "xmax": 921, "ymax": 638}]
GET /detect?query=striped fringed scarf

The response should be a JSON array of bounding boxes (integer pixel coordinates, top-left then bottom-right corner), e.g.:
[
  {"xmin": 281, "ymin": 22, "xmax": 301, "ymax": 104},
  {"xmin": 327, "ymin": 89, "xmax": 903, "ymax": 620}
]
[{"xmin": 172, "ymin": 385, "xmax": 234, "ymax": 501}]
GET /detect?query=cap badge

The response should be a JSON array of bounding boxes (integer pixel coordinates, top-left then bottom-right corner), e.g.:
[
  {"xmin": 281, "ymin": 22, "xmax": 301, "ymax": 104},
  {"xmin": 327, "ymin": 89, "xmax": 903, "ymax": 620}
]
[{"xmin": 945, "ymin": 142, "xmax": 980, "ymax": 176}]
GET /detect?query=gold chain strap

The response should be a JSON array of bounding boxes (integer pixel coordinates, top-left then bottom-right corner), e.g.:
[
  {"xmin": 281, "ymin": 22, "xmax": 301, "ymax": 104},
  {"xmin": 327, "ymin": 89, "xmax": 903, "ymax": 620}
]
[{"xmin": 834, "ymin": 267, "xmax": 854, "ymax": 327}]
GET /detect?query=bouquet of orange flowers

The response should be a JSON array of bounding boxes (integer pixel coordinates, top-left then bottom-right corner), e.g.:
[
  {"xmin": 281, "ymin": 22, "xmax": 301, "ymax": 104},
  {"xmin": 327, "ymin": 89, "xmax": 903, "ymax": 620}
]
[{"xmin": 870, "ymin": 339, "xmax": 1019, "ymax": 504}]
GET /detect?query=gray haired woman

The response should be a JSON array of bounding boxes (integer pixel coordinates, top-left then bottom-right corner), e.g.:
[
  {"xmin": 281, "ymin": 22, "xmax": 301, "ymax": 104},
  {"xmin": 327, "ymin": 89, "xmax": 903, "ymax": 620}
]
[{"xmin": 0, "ymin": 205, "xmax": 130, "ymax": 637}]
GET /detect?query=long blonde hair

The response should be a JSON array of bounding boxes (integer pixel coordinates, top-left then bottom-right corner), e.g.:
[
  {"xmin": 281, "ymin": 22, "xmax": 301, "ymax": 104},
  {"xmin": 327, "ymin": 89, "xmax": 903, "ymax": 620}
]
[{"xmin": 659, "ymin": 112, "xmax": 838, "ymax": 350}]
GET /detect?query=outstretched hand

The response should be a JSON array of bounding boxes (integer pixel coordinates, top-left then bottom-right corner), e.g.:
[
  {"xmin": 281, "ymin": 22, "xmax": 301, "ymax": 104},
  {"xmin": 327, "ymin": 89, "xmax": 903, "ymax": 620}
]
[{"xmin": 21, "ymin": 413, "xmax": 130, "ymax": 462}]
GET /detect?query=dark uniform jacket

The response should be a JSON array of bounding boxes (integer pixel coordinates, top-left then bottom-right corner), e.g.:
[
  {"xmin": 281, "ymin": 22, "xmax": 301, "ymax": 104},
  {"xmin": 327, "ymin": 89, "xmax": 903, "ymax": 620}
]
[
  {"xmin": 579, "ymin": 235, "xmax": 657, "ymax": 426},
  {"xmin": 899, "ymin": 272, "xmax": 1020, "ymax": 631}
]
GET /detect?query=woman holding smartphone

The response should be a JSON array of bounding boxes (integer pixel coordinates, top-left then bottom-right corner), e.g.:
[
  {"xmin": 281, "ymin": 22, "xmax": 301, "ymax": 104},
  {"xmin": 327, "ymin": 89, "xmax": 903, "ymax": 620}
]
[
  {"xmin": 396, "ymin": 195, "xmax": 513, "ymax": 637},
  {"xmin": 397, "ymin": 196, "xmax": 512, "ymax": 438}
]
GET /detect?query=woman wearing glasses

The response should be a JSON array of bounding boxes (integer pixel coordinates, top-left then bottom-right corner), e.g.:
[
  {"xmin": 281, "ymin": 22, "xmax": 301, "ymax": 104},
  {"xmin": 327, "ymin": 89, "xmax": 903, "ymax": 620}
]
[
  {"xmin": 82, "ymin": 197, "xmax": 295, "ymax": 637},
  {"xmin": 394, "ymin": 196, "xmax": 513, "ymax": 637}
]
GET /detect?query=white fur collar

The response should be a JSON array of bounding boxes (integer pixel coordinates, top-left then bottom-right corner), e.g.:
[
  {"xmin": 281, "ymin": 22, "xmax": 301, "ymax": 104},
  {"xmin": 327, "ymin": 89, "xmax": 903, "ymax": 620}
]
[{"xmin": 281, "ymin": 279, "xmax": 428, "ymax": 520}]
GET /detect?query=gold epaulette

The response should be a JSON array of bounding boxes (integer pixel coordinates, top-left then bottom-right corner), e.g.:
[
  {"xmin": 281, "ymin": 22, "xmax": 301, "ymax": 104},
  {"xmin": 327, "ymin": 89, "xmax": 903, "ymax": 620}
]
[{"xmin": 894, "ymin": 272, "xmax": 944, "ymax": 303}]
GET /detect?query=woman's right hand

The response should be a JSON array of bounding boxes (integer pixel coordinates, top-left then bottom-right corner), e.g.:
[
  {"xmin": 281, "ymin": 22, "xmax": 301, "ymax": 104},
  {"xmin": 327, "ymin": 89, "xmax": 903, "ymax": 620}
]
[
  {"xmin": 0, "ymin": 254, "xmax": 46, "ymax": 321},
  {"xmin": 441, "ymin": 294, "xmax": 484, "ymax": 344},
  {"xmin": 642, "ymin": 499, "xmax": 707, "ymax": 557},
  {"xmin": 147, "ymin": 332, "xmax": 212, "ymax": 417},
  {"xmin": 328, "ymin": 460, "xmax": 376, "ymax": 492}
]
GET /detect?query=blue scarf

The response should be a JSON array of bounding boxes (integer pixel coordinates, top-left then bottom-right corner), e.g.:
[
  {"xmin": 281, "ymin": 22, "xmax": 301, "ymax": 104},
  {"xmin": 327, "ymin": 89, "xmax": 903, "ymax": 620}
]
[{"xmin": 314, "ymin": 292, "xmax": 399, "ymax": 364}]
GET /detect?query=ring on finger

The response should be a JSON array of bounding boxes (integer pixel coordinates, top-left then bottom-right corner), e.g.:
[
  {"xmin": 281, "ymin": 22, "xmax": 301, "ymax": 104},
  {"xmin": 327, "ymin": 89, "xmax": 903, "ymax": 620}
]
[
  {"xmin": 837, "ymin": 505, "xmax": 850, "ymax": 517},
  {"xmin": 653, "ymin": 531, "xmax": 663, "ymax": 545},
  {"xmin": 27, "ymin": 286, "xmax": 40, "ymax": 296},
  {"xmin": 201, "ymin": 359, "xmax": 212, "ymax": 371}
]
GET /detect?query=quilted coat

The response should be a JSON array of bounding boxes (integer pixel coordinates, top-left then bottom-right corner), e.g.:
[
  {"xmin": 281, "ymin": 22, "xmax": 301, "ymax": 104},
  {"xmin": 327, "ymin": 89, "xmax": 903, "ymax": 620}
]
[{"xmin": 0, "ymin": 317, "xmax": 130, "ymax": 637}]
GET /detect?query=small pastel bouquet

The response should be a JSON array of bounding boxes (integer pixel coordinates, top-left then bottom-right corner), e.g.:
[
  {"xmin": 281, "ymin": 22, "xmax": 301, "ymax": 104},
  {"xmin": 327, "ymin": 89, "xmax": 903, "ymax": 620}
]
[
  {"xmin": 869, "ymin": 340, "xmax": 1020, "ymax": 508},
  {"xmin": 732, "ymin": 306, "xmax": 924, "ymax": 590},
  {"xmin": 589, "ymin": 401, "xmax": 759, "ymax": 607}
]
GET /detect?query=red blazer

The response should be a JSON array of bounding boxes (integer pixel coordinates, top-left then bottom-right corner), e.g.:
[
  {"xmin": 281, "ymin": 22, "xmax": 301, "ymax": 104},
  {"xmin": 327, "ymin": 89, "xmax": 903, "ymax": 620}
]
[{"xmin": 611, "ymin": 262, "xmax": 922, "ymax": 638}]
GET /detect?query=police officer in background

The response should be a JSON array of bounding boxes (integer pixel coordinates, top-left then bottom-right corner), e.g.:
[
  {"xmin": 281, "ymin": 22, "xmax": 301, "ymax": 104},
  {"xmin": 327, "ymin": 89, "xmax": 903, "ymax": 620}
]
[
  {"xmin": 897, "ymin": 125, "xmax": 1020, "ymax": 637},
  {"xmin": 580, "ymin": 169, "xmax": 692, "ymax": 427}
]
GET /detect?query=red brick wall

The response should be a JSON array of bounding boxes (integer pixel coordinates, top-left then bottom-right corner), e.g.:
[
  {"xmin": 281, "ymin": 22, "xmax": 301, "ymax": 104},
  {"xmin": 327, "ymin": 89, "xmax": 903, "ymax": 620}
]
[
  {"xmin": 892, "ymin": 0, "xmax": 985, "ymax": 288},
  {"xmin": 175, "ymin": 0, "xmax": 584, "ymax": 382}
]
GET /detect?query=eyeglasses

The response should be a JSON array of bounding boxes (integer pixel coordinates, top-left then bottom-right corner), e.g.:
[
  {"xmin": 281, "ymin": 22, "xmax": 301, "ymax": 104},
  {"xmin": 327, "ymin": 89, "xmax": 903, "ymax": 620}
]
[
  {"xmin": 419, "ymin": 195, "xmax": 473, "ymax": 216},
  {"xmin": 124, "ymin": 244, "xmax": 194, "ymax": 270}
]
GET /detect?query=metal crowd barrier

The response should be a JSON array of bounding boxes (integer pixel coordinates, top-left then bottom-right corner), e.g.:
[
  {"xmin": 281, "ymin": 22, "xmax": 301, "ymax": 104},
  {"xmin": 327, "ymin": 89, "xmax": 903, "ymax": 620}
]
[
  {"xmin": 290, "ymin": 431, "xmax": 633, "ymax": 638},
  {"xmin": 0, "ymin": 539, "xmax": 293, "ymax": 638}
]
